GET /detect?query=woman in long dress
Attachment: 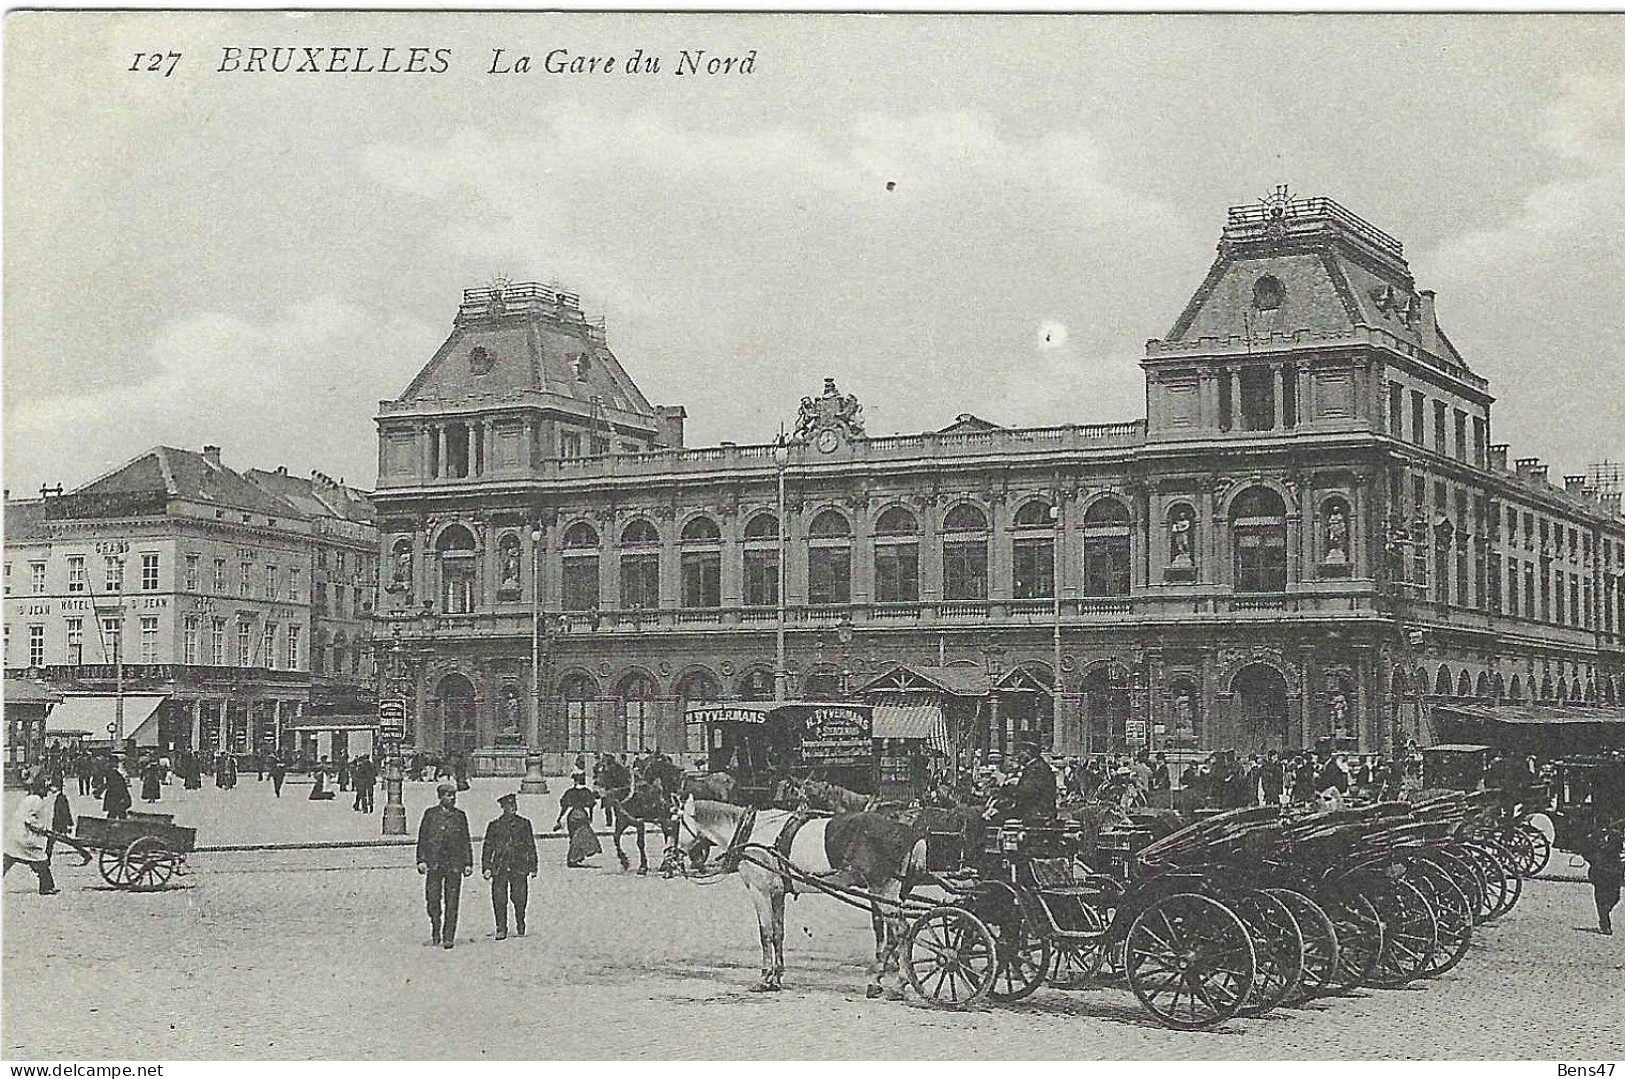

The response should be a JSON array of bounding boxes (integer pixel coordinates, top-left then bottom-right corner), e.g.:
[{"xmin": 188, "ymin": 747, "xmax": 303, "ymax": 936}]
[
  {"xmin": 555, "ymin": 776, "xmax": 601, "ymax": 868},
  {"xmin": 140, "ymin": 759, "xmax": 163, "ymax": 803}
]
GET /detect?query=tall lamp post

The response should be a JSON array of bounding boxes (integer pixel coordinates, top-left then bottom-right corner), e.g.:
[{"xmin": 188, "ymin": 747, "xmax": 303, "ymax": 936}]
[
  {"xmin": 379, "ymin": 627, "xmax": 409, "ymax": 836},
  {"xmin": 773, "ymin": 433, "xmax": 791, "ymax": 701},
  {"xmin": 522, "ymin": 525, "xmax": 551, "ymax": 795}
]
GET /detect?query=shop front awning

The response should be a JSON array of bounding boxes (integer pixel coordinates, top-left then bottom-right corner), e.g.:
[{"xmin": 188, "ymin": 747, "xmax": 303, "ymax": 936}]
[
  {"xmin": 1435, "ymin": 703, "xmax": 1625, "ymax": 727},
  {"xmin": 873, "ymin": 694, "xmax": 952, "ymax": 756},
  {"xmin": 46, "ymin": 695, "xmax": 168, "ymax": 746}
]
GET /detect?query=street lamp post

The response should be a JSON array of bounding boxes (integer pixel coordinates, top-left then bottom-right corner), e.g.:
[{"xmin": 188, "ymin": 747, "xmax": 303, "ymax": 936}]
[
  {"xmin": 773, "ymin": 433, "xmax": 791, "ymax": 701},
  {"xmin": 522, "ymin": 526, "xmax": 550, "ymax": 795},
  {"xmin": 379, "ymin": 627, "xmax": 409, "ymax": 836}
]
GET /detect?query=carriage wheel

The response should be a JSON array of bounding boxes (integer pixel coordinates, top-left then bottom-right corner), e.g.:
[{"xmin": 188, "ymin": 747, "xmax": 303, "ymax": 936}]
[
  {"xmin": 125, "ymin": 837, "xmax": 177, "ymax": 892},
  {"xmin": 1229, "ymin": 889, "xmax": 1304, "ymax": 1017},
  {"xmin": 1500, "ymin": 828, "xmax": 1537, "ymax": 878},
  {"xmin": 1364, "ymin": 879, "xmax": 1438, "ymax": 988},
  {"xmin": 1316, "ymin": 887, "xmax": 1384, "ymax": 991},
  {"xmin": 1265, "ymin": 889, "xmax": 1340, "ymax": 1001},
  {"xmin": 1124, "ymin": 892, "xmax": 1256, "ymax": 1031},
  {"xmin": 98, "ymin": 846, "xmax": 142, "ymax": 889},
  {"xmin": 988, "ymin": 918, "xmax": 1051, "ymax": 1003},
  {"xmin": 1047, "ymin": 902, "xmax": 1110, "ymax": 989},
  {"xmin": 1518, "ymin": 823, "xmax": 1551, "ymax": 877},
  {"xmin": 1465, "ymin": 844, "xmax": 1516, "ymax": 921},
  {"xmin": 900, "ymin": 906, "xmax": 998, "ymax": 1010},
  {"xmin": 1410, "ymin": 860, "xmax": 1473, "ymax": 977},
  {"xmin": 1432, "ymin": 848, "xmax": 1489, "ymax": 923}
]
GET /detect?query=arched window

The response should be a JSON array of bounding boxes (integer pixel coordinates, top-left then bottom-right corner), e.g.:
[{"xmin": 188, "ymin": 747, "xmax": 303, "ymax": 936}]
[
  {"xmin": 1508, "ymin": 674, "xmax": 1524, "ymax": 702},
  {"xmin": 1540, "ymin": 674, "xmax": 1555, "ymax": 700},
  {"xmin": 1434, "ymin": 666, "xmax": 1452, "ymax": 696},
  {"xmin": 874, "ymin": 507, "xmax": 920, "ymax": 603},
  {"xmin": 1475, "ymin": 671, "xmax": 1491, "ymax": 699},
  {"xmin": 808, "ymin": 509, "xmax": 852, "ymax": 606},
  {"xmin": 617, "ymin": 671, "xmax": 659, "ymax": 753},
  {"xmin": 1492, "ymin": 673, "xmax": 1506, "ymax": 701},
  {"xmin": 1232, "ymin": 487, "xmax": 1287, "ymax": 594},
  {"xmin": 1456, "ymin": 670, "xmax": 1473, "ymax": 698},
  {"xmin": 1167, "ymin": 503, "xmax": 1197, "ymax": 573},
  {"xmin": 677, "ymin": 669, "xmax": 723, "ymax": 756},
  {"xmin": 742, "ymin": 515, "xmax": 779, "ymax": 608},
  {"xmin": 621, "ymin": 519, "xmax": 659, "ymax": 547},
  {"xmin": 1557, "ymin": 677, "xmax": 1570, "ymax": 702},
  {"xmin": 681, "ymin": 516, "xmax": 721, "ymax": 543},
  {"xmin": 1083, "ymin": 498, "xmax": 1131, "ymax": 598},
  {"xmin": 620, "ymin": 520, "xmax": 659, "ymax": 610},
  {"xmin": 561, "ymin": 522, "xmax": 600, "ymax": 612},
  {"xmin": 1012, "ymin": 499, "xmax": 1056, "ymax": 600},
  {"xmin": 560, "ymin": 672, "xmax": 598, "ymax": 753},
  {"xmin": 943, "ymin": 504, "xmax": 989, "ymax": 601},
  {"xmin": 435, "ymin": 524, "xmax": 477, "ymax": 614},
  {"xmin": 1253, "ymin": 275, "xmax": 1285, "ymax": 311},
  {"xmin": 681, "ymin": 516, "xmax": 721, "ymax": 609}
]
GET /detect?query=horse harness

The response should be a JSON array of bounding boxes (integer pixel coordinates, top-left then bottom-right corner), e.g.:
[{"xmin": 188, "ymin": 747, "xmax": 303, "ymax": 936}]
[{"xmin": 718, "ymin": 806, "xmax": 819, "ymax": 889}]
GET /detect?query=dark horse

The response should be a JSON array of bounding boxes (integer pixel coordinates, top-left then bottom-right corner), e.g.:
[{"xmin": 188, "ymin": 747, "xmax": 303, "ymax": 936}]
[{"xmin": 604, "ymin": 754, "xmax": 686, "ymax": 875}]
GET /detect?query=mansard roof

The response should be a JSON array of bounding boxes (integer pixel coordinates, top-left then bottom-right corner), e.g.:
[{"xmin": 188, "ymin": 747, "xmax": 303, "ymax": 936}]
[
  {"xmin": 66, "ymin": 446, "xmax": 295, "ymax": 518},
  {"xmin": 243, "ymin": 467, "xmax": 375, "ymax": 525},
  {"xmin": 390, "ymin": 283, "xmax": 654, "ymax": 420},
  {"xmin": 1160, "ymin": 193, "xmax": 1469, "ymax": 371}
]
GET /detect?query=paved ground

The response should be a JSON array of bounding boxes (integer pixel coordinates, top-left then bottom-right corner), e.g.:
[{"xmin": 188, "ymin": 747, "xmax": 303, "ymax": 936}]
[{"xmin": 5, "ymin": 795, "xmax": 1623, "ymax": 1060}]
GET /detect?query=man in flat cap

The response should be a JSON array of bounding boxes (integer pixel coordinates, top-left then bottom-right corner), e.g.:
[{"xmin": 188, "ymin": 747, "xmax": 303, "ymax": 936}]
[
  {"xmin": 482, "ymin": 791, "xmax": 539, "ymax": 940},
  {"xmin": 416, "ymin": 779, "xmax": 473, "ymax": 949}
]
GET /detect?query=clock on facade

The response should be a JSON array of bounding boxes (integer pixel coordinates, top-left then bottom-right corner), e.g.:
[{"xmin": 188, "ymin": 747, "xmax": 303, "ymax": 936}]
[{"xmin": 815, "ymin": 429, "xmax": 840, "ymax": 454}]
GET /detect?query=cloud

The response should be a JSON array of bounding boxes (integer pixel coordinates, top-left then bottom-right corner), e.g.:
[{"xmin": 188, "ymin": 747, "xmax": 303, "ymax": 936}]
[{"xmin": 4, "ymin": 301, "xmax": 437, "ymax": 493}]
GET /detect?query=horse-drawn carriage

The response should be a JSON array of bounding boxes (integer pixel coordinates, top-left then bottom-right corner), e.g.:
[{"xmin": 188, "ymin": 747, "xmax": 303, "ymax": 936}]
[
  {"xmin": 51, "ymin": 810, "xmax": 196, "ymax": 891},
  {"xmin": 1548, "ymin": 755, "xmax": 1625, "ymax": 859}
]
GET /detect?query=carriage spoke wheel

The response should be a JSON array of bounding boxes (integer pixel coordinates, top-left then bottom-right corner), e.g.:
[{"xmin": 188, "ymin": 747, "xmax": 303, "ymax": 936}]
[
  {"xmin": 1124, "ymin": 892, "xmax": 1256, "ymax": 1031},
  {"xmin": 98, "ymin": 847, "xmax": 140, "ymax": 889},
  {"xmin": 900, "ymin": 906, "xmax": 998, "ymax": 1010},
  {"xmin": 1365, "ymin": 879, "xmax": 1438, "ymax": 988},
  {"xmin": 988, "ymin": 919, "xmax": 1051, "ymax": 1002},
  {"xmin": 1500, "ymin": 828, "xmax": 1538, "ymax": 878},
  {"xmin": 1517, "ymin": 823, "xmax": 1551, "ymax": 877},
  {"xmin": 1317, "ymin": 888, "xmax": 1384, "ymax": 992},
  {"xmin": 1265, "ymin": 888, "xmax": 1340, "ymax": 1001},
  {"xmin": 1047, "ymin": 902, "xmax": 1110, "ymax": 989},
  {"xmin": 125, "ymin": 837, "xmax": 177, "ymax": 892},
  {"xmin": 1230, "ymin": 889, "xmax": 1304, "ymax": 1017},
  {"xmin": 1410, "ymin": 861, "xmax": 1473, "ymax": 977}
]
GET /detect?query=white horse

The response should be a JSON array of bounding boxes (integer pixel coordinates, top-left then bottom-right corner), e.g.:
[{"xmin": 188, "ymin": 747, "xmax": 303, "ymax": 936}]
[{"xmin": 680, "ymin": 795, "xmax": 926, "ymax": 997}]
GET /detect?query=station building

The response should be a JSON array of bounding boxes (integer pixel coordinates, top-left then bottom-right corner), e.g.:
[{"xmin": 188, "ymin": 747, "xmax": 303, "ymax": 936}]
[{"xmin": 370, "ymin": 194, "xmax": 1625, "ymax": 776}]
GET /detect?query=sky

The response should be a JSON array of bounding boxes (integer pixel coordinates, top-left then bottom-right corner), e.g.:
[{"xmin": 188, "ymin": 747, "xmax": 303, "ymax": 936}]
[{"xmin": 5, "ymin": 13, "xmax": 1624, "ymax": 496}]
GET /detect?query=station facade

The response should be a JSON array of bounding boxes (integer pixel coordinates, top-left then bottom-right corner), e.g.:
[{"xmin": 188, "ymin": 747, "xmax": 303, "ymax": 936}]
[{"xmin": 371, "ymin": 195, "xmax": 1625, "ymax": 775}]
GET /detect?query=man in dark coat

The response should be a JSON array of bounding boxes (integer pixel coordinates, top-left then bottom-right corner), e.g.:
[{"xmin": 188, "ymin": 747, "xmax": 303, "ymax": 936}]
[
  {"xmin": 1011, "ymin": 741, "xmax": 1057, "ymax": 820},
  {"xmin": 101, "ymin": 763, "xmax": 132, "ymax": 820},
  {"xmin": 269, "ymin": 754, "xmax": 287, "ymax": 797},
  {"xmin": 1260, "ymin": 751, "xmax": 1287, "ymax": 806},
  {"xmin": 482, "ymin": 792, "xmax": 539, "ymax": 939},
  {"xmin": 353, "ymin": 755, "xmax": 377, "ymax": 813},
  {"xmin": 416, "ymin": 779, "xmax": 474, "ymax": 949},
  {"xmin": 1585, "ymin": 821, "xmax": 1623, "ymax": 935}
]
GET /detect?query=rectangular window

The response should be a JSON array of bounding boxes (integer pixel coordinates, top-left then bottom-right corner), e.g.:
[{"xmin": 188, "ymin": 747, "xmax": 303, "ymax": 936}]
[
  {"xmin": 27, "ymin": 624, "xmax": 45, "ymax": 668},
  {"xmin": 240, "ymin": 561, "xmax": 252, "ymax": 598},
  {"xmin": 183, "ymin": 615, "xmax": 199, "ymax": 665},
  {"xmin": 1473, "ymin": 417, "xmax": 1487, "ymax": 467},
  {"xmin": 560, "ymin": 432, "xmax": 583, "ymax": 459},
  {"xmin": 335, "ymin": 552, "xmax": 347, "ymax": 573},
  {"xmin": 286, "ymin": 625, "xmax": 300, "ymax": 670},
  {"xmin": 1571, "ymin": 576, "xmax": 1581, "ymax": 627},
  {"xmin": 141, "ymin": 553, "xmax": 160, "ymax": 591},
  {"xmin": 1524, "ymin": 563, "xmax": 1536, "ymax": 619},
  {"xmin": 1388, "ymin": 382, "xmax": 1404, "ymax": 437},
  {"xmin": 873, "ymin": 543, "xmax": 919, "ymax": 604},
  {"xmin": 314, "ymin": 583, "xmax": 328, "ymax": 615},
  {"xmin": 30, "ymin": 562, "xmax": 46, "ymax": 594},
  {"xmin": 354, "ymin": 585, "xmax": 365, "ymax": 614},
  {"xmin": 1508, "ymin": 560, "xmax": 1520, "ymax": 617},
  {"xmin": 1556, "ymin": 570, "xmax": 1566, "ymax": 625},
  {"xmin": 620, "ymin": 554, "xmax": 660, "ymax": 609},
  {"xmin": 333, "ymin": 586, "xmax": 347, "ymax": 619},
  {"xmin": 743, "ymin": 550, "xmax": 779, "ymax": 607},
  {"xmin": 943, "ymin": 541, "xmax": 989, "ymax": 601},
  {"xmin": 67, "ymin": 556, "xmax": 86, "ymax": 594},
  {"xmin": 289, "ymin": 568, "xmax": 301, "ymax": 602},
  {"xmin": 1488, "ymin": 554, "xmax": 1502, "ymax": 613},
  {"xmin": 562, "ymin": 557, "xmax": 600, "ymax": 611},
  {"xmin": 681, "ymin": 551, "xmax": 722, "ymax": 608},
  {"xmin": 1453, "ymin": 409, "xmax": 1467, "ymax": 461},
  {"xmin": 214, "ymin": 558, "xmax": 227, "ymax": 593},
  {"xmin": 623, "ymin": 700, "xmax": 655, "ymax": 753},
  {"xmin": 210, "ymin": 618, "xmax": 226, "ymax": 666},
  {"xmin": 1240, "ymin": 367, "xmax": 1275, "ymax": 431},
  {"xmin": 104, "ymin": 556, "xmax": 124, "ymax": 593},
  {"xmin": 1012, "ymin": 538, "xmax": 1056, "ymax": 600},
  {"xmin": 66, "ymin": 618, "xmax": 83, "ymax": 664},
  {"xmin": 184, "ymin": 554, "xmax": 199, "ymax": 591},
  {"xmin": 140, "ymin": 616, "xmax": 159, "ymax": 664},
  {"xmin": 102, "ymin": 617, "xmax": 122, "ymax": 663},
  {"xmin": 590, "ymin": 437, "xmax": 611, "ymax": 456},
  {"xmin": 1237, "ymin": 528, "xmax": 1288, "ymax": 594},
  {"xmin": 1083, "ymin": 537, "xmax": 1132, "ymax": 598},
  {"xmin": 564, "ymin": 699, "xmax": 595, "ymax": 752},
  {"xmin": 808, "ymin": 547, "xmax": 852, "ymax": 605},
  {"xmin": 1433, "ymin": 399, "xmax": 1447, "ymax": 453},
  {"xmin": 267, "ymin": 565, "xmax": 279, "ymax": 600},
  {"xmin": 237, "ymin": 621, "xmax": 253, "ymax": 667},
  {"xmin": 263, "ymin": 623, "xmax": 277, "ymax": 669},
  {"xmin": 1410, "ymin": 391, "xmax": 1425, "ymax": 446}
]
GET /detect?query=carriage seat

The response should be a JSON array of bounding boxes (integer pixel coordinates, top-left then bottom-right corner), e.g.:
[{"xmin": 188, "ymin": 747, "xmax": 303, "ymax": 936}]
[{"xmin": 1017, "ymin": 858, "xmax": 1108, "ymax": 937}]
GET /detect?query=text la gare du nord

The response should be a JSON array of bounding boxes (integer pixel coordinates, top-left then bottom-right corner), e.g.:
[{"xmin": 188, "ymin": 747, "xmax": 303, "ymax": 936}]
[{"xmin": 213, "ymin": 46, "xmax": 756, "ymax": 77}]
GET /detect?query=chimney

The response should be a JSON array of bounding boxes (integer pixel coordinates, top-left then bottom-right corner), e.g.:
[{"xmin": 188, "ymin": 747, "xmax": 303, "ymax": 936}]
[
  {"xmin": 655, "ymin": 404, "xmax": 687, "ymax": 449},
  {"xmin": 1489, "ymin": 444, "xmax": 1509, "ymax": 472},
  {"xmin": 203, "ymin": 445, "xmax": 222, "ymax": 468},
  {"xmin": 1514, "ymin": 457, "xmax": 1542, "ymax": 479},
  {"xmin": 1601, "ymin": 492, "xmax": 1622, "ymax": 517},
  {"xmin": 1418, "ymin": 290, "xmax": 1438, "ymax": 340},
  {"xmin": 1564, "ymin": 475, "xmax": 1588, "ymax": 497}
]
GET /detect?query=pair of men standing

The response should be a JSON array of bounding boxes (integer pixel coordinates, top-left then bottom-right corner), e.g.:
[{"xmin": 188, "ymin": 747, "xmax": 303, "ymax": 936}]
[{"xmin": 416, "ymin": 781, "xmax": 540, "ymax": 948}]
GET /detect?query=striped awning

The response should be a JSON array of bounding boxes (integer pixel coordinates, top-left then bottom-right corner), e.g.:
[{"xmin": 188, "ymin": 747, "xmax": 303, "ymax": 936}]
[
  {"xmin": 46, "ymin": 695, "xmax": 168, "ymax": 746},
  {"xmin": 873, "ymin": 694, "xmax": 951, "ymax": 756}
]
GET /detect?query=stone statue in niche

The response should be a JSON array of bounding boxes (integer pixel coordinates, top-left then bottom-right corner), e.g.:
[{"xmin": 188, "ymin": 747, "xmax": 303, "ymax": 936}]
[
  {"xmin": 1328, "ymin": 686, "xmax": 1351, "ymax": 734},
  {"xmin": 501, "ymin": 689, "xmax": 522, "ymax": 734},
  {"xmin": 1169, "ymin": 507, "xmax": 1195, "ymax": 567},
  {"xmin": 1324, "ymin": 504, "xmax": 1350, "ymax": 564},
  {"xmin": 392, "ymin": 545, "xmax": 413, "ymax": 589},
  {"xmin": 499, "ymin": 540, "xmax": 522, "ymax": 592},
  {"xmin": 1173, "ymin": 689, "xmax": 1196, "ymax": 734}
]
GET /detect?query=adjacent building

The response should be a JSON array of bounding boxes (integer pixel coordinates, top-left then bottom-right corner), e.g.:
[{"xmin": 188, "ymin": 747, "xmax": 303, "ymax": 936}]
[
  {"xmin": 359, "ymin": 193, "xmax": 1615, "ymax": 773},
  {"xmin": 3, "ymin": 446, "xmax": 377, "ymax": 756}
]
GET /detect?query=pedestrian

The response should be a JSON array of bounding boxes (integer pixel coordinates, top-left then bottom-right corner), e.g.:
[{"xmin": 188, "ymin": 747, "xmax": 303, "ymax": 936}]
[
  {"xmin": 482, "ymin": 791, "xmax": 539, "ymax": 940},
  {"xmin": 43, "ymin": 775, "xmax": 82, "ymax": 867},
  {"xmin": 309, "ymin": 764, "xmax": 335, "ymax": 801},
  {"xmin": 453, "ymin": 754, "xmax": 470, "ymax": 792},
  {"xmin": 338, "ymin": 756, "xmax": 351, "ymax": 793},
  {"xmin": 1584, "ymin": 821, "xmax": 1623, "ymax": 936},
  {"xmin": 140, "ymin": 757, "xmax": 163, "ymax": 803},
  {"xmin": 353, "ymin": 755, "xmax": 377, "ymax": 813},
  {"xmin": 269, "ymin": 754, "xmax": 287, "ymax": 798},
  {"xmin": 101, "ymin": 762, "xmax": 132, "ymax": 821},
  {"xmin": 1260, "ymin": 750, "xmax": 1286, "ymax": 806},
  {"xmin": 4, "ymin": 778, "xmax": 60, "ymax": 895},
  {"xmin": 416, "ymin": 780, "xmax": 474, "ymax": 949},
  {"xmin": 555, "ymin": 775, "xmax": 601, "ymax": 868}
]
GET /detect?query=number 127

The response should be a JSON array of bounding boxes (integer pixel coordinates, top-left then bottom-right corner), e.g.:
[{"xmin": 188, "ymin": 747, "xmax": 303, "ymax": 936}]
[{"xmin": 129, "ymin": 52, "xmax": 182, "ymax": 78}]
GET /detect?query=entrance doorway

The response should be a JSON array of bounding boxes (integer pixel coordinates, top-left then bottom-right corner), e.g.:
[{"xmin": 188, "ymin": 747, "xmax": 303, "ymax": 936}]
[
  {"xmin": 436, "ymin": 674, "xmax": 477, "ymax": 758},
  {"xmin": 1232, "ymin": 663, "xmax": 1289, "ymax": 752}
]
